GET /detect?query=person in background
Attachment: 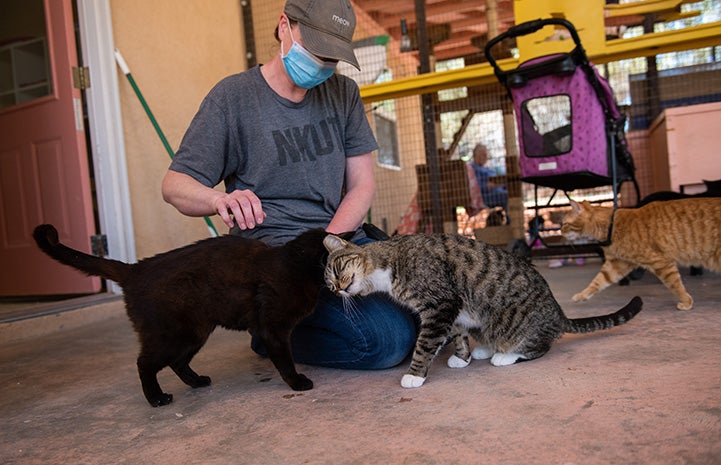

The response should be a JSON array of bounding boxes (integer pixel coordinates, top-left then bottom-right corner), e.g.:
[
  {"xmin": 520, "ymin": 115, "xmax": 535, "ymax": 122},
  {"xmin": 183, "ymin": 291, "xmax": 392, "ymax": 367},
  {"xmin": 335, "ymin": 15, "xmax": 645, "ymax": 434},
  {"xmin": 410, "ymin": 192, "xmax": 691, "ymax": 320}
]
[
  {"xmin": 161, "ymin": 0, "xmax": 416, "ymax": 369},
  {"xmin": 469, "ymin": 143, "xmax": 508, "ymax": 214}
]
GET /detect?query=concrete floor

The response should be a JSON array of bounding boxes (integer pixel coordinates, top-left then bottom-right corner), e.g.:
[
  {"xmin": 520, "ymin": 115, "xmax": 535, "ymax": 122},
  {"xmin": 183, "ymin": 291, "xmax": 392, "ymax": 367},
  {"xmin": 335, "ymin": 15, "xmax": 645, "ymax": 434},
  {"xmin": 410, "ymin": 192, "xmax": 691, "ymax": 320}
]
[{"xmin": 1, "ymin": 259, "xmax": 720, "ymax": 465}]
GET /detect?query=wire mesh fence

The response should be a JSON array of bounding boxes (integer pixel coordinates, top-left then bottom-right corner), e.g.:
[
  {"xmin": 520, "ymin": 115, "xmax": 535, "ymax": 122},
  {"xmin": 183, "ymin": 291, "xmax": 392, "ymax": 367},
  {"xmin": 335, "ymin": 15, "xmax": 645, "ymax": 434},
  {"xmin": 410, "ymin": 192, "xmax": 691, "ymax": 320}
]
[{"xmin": 248, "ymin": 0, "xmax": 721, "ymax": 248}]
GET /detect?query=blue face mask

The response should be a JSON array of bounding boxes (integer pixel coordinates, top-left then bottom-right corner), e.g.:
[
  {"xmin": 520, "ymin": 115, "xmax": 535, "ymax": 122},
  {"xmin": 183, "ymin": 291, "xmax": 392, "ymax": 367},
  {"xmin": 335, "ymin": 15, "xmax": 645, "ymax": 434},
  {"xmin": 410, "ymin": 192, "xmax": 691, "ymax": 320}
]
[{"xmin": 281, "ymin": 27, "xmax": 337, "ymax": 89}]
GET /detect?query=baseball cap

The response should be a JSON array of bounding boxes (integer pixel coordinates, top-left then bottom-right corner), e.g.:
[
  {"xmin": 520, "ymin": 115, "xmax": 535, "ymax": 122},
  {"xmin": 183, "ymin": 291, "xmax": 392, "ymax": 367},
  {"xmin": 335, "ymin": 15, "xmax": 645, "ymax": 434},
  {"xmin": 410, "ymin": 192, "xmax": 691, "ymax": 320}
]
[{"xmin": 284, "ymin": 0, "xmax": 360, "ymax": 70}]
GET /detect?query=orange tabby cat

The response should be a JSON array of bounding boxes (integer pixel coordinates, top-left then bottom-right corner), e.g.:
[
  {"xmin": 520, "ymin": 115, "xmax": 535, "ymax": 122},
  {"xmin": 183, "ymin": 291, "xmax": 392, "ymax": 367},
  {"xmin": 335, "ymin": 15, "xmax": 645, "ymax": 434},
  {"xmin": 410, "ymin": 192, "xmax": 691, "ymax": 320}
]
[{"xmin": 561, "ymin": 198, "xmax": 721, "ymax": 310}]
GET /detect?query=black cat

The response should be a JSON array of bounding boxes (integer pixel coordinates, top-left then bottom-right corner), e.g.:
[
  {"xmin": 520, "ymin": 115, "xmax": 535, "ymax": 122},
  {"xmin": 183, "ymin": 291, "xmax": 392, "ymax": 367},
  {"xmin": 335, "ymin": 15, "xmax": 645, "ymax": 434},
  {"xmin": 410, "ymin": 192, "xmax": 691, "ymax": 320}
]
[
  {"xmin": 33, "ymin": 224, "xmax": 350, "ymax": 407},
  {"xmin": 636, "ymin": 179, "xmax": 721, "ymax": 207}
]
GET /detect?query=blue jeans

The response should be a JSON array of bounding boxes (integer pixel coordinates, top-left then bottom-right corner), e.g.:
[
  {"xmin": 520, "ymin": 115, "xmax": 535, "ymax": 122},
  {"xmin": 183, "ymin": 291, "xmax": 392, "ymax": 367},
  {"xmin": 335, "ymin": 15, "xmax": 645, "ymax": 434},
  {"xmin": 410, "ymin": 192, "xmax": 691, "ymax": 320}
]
[
  {"xmin": 286, "ymin": 289, "xmax": 417, "ymax": 369},
  {"xmin": 252, "ymin": 236, "xmax": 418, "ymax": 369}
]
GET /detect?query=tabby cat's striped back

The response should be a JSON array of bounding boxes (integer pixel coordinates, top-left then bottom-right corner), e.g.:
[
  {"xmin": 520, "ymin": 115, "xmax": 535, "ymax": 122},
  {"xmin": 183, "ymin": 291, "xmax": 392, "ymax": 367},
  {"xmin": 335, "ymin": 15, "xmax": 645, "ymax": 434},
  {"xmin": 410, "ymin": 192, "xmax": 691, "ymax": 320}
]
[{"xmin": 323, "ymin": 233, "xmax": 642, "ymax": 388}]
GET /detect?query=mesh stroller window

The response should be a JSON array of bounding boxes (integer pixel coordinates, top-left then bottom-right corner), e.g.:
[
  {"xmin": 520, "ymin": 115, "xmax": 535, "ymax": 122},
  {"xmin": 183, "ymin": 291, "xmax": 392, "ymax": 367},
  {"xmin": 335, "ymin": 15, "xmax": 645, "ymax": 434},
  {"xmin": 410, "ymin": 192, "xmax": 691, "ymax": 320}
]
[{"xmin": 521, "ymin": 94, "xmax": 572, "ymax": 157}]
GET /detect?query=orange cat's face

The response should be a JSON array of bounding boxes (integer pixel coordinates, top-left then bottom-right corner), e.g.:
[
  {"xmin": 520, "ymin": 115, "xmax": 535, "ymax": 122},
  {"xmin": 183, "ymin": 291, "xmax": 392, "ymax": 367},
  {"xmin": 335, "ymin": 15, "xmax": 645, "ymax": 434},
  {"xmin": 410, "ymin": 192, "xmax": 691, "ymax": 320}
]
[{"xmin": 560, "ymin": 201, "xmax": 594, "ymax": 240}]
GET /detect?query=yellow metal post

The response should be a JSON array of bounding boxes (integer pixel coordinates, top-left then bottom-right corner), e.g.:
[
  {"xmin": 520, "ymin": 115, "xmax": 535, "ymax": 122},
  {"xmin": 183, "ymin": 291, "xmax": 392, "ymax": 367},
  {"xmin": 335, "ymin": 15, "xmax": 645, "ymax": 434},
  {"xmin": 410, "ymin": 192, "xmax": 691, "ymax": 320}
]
[{"xmin": 513, "ymin": 0, "xmax": 607, "ymax": 59}]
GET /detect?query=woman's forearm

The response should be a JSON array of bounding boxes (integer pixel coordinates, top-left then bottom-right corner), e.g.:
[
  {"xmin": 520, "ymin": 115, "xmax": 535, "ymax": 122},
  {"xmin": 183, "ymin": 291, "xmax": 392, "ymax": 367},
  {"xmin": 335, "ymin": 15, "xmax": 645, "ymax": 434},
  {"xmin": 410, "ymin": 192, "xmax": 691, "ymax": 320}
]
[{"xmin": 161, "ymin": 170, "xmax": 222, "ymax": 217}]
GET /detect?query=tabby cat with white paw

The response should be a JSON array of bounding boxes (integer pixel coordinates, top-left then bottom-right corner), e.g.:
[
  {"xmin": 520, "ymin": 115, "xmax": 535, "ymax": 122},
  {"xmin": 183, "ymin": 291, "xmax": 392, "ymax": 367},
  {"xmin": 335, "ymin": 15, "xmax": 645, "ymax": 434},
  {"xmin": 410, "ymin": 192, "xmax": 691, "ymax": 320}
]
[{"xmin": 323, "ymin": 233, "xmax": 643, "ymax": 388}]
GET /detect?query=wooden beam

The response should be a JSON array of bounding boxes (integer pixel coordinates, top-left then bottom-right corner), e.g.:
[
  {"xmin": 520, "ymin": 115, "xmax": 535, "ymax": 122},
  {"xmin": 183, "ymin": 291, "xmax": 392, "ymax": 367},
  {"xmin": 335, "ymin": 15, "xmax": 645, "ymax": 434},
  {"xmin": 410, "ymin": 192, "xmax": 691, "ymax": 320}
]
[
  {"xmin": 361, "ymin": 20, "xmax": 721, "ymax": 103},
  {"xmin": 374, "ymin": 0, "xmax": 482, "ymax": 29},
  {"xmin": 604, "ymin": 0, "xmax": 693, "ymax": 18},
  {"xmin": 434, "ymin": 44, "xmax": 484, "ymax": 60},
  {"xmin": 597, "ymin": 20, "xmax": 721, "ymax": 62},
  {"xmin": 361, "ymin": 61, "xmax": 503, "ymax": 103}
]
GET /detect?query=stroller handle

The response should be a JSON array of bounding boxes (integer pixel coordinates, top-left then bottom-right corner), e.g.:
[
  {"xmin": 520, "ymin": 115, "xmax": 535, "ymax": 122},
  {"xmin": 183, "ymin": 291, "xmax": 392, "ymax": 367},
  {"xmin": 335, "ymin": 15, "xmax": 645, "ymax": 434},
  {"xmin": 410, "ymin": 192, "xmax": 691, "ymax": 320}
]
[{"xmin": 484, "ymin": 18, "xmax": 583, "ymax": 73}]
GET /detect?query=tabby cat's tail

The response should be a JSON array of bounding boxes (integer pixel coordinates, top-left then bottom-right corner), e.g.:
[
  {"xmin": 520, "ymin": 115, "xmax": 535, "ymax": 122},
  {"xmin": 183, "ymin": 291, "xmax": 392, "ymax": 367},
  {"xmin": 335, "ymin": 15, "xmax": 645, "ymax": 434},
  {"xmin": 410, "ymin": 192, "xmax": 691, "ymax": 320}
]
[
  {"xmin": 564, "ymin": 296, "xmax": 643, "ymax": 333},
  {"xmin": 33, "ymin": 224, "xmax": 131, "ymax": 284}
]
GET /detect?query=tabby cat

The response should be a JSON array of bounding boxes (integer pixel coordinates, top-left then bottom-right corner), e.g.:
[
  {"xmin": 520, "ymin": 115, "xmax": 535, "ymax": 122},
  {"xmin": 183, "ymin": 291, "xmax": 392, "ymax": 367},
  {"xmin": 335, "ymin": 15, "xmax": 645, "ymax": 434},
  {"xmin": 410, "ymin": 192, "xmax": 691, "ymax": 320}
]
[
  {"xmin": 323, "ymin": 233, "xmax": 643, "ymax": 388},
  {"xmin": 33, "ymin": 224, "xmax": 350, "ymax": 407},
  {"xmin": 561, "ymin": 198, "xmax": 721, "ymax": 310}
]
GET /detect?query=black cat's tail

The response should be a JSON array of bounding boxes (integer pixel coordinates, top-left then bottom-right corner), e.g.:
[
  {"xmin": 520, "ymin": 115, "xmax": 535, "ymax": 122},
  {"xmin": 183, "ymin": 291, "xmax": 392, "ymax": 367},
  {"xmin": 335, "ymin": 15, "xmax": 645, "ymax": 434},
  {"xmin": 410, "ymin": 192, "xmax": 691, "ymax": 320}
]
[
  {"xmin": 564, "ymin": 296, "xmax": 643, "ymax": 334},
  {"xmin": 33, "ymin": 224, "xmax": 131, "ymax": 284}
]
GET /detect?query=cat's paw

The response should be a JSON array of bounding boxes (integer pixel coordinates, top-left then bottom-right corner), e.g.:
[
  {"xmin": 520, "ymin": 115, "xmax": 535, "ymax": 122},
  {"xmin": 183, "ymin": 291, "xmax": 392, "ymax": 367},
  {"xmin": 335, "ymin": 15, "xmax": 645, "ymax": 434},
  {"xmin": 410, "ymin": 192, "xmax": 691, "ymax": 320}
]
[
  {"xmin": 490, "ymin": 353, "xmax": 523, "ymax": 366},
  {"xmin": 190, "ymin": 375, "xmax": 211, "ymax": 388},
  {"xmin": 401, "ymin": 374, "xmax": 426, "ymax": 388},
  {"xmin": 288, "ymin": 374, "xmax": 313, "ymax": 391},
  {"xmin": 676, "ymin": 298, "xmax": 694, "ymax": 311},
  {"xmin": 572, "ymin": 292, "xmax": 589, "ymax": 302},
  {"xmin": 471, "ymin": 346, "xmax": 494, "ymax": 360},
  {"xmin": 148, "ymin": 392, "xmax": 173, "ymax": 407},
  {"xmin": 447, "ymin": 354, "xmax": 471, "ymax": 368}
]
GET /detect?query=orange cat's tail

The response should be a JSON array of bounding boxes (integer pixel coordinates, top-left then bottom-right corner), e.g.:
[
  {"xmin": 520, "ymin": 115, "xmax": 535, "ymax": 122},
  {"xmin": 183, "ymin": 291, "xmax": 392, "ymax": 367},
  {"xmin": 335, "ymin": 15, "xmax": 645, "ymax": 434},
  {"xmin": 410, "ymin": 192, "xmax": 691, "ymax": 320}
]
[
  {"xmin": 33, "ymin": 224, "xmax": 131, "ymax": 285},
  {"xmin": 564, "ymin": 296, "xmax": 643, "ymax": 333}
]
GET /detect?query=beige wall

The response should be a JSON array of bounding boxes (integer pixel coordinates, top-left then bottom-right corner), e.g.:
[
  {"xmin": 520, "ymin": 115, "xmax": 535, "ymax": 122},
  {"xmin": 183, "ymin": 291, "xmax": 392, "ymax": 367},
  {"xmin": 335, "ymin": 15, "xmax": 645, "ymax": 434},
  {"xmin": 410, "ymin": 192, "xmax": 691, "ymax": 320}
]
[
  {"xmin": 108, "ymin": 0, "xmax": 422, "ymax": 256},
  {"xmin": 110, "ymin": 0, "xmax": 246, "ymax": 258},
  {"xmin": 252, "ymin": 0, "xmax": 284, "ymax": 65}
]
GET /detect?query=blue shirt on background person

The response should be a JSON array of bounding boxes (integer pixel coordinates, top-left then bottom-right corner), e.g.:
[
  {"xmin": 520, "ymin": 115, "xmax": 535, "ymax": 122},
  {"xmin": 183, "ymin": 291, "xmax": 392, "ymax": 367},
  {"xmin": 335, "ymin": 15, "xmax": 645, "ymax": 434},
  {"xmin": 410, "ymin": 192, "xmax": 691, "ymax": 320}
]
[{"xmin": 469, "ymin": 143, "xmax": 508, "ymax": 211}]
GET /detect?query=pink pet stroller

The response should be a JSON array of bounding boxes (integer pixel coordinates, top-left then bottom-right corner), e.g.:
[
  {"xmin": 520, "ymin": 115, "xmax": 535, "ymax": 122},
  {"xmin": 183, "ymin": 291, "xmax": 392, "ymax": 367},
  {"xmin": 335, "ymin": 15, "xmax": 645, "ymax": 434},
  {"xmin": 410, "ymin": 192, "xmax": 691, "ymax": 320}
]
[{"xmin": 485, "ymin": 18, "xmax": 639, "ymax": 256}]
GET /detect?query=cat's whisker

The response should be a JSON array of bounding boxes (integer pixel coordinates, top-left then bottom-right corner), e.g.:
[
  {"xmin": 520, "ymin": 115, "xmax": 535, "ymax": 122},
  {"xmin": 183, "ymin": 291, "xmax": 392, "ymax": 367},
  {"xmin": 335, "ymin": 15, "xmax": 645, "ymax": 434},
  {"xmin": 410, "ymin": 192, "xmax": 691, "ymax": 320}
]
[
  {"xmin": 341, "ymin": 296, "xmax": 362, "ymax": 321},
  {"xmin": 324, "ymin": 232, "xmax": 644, "ymax": 389}
]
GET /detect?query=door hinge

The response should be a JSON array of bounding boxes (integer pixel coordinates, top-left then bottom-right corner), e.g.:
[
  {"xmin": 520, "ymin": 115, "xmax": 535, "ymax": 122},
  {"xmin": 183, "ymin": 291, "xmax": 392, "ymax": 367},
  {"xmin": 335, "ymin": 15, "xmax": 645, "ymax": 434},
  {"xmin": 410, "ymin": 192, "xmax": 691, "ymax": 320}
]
[
  {"xmin": 73, "ymin": 66, "xmax": 91, "ymax": 90},
  {"xmin": 91, "ymin": 234, "xmax": 107, "ymax": 256}
]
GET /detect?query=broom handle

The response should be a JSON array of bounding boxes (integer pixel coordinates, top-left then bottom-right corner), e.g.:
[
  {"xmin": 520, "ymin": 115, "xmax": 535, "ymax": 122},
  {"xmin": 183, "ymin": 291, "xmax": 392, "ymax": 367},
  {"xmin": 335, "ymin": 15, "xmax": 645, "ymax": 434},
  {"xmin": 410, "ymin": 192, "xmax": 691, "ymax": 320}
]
[{"xmin": 114, "ymin": 49, "xmax": 219, "ymax": 238}]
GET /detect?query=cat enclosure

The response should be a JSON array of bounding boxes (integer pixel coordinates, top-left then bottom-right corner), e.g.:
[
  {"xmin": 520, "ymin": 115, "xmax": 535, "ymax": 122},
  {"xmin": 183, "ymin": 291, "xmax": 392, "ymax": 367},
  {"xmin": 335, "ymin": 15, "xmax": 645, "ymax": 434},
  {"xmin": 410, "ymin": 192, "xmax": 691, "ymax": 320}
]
[{"xmin": 246, "ymin": 0, "xmax": 721, "ymax": 257}]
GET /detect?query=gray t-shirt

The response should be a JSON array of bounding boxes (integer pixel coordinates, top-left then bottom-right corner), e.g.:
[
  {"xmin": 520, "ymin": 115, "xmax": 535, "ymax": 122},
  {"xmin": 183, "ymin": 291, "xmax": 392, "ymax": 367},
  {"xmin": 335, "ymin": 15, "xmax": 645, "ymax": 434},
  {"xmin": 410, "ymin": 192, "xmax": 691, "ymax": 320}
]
[{"xmin": 170, "ymin": 65, "xmax": 378, "ymax": 246}]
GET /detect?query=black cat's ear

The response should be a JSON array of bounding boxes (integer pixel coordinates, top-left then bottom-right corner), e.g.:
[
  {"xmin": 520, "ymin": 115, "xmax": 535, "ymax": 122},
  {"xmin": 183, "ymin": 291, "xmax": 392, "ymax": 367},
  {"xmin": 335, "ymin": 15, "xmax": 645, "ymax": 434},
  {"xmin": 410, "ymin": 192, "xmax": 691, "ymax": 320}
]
[
  {"xmin": 323, "ymin": 234, "xmax": 349, "ymax": 252},
  {"xmin": 362, "ymin": 223, "xmax": 390, "ymax": 241},
  {"xmin": 339, "ymin": 231, "xmax": 356, "ymax": 241},
  {"xmin": 703, "ymin": 179, "xmax": 721, "ymax": 194}
]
